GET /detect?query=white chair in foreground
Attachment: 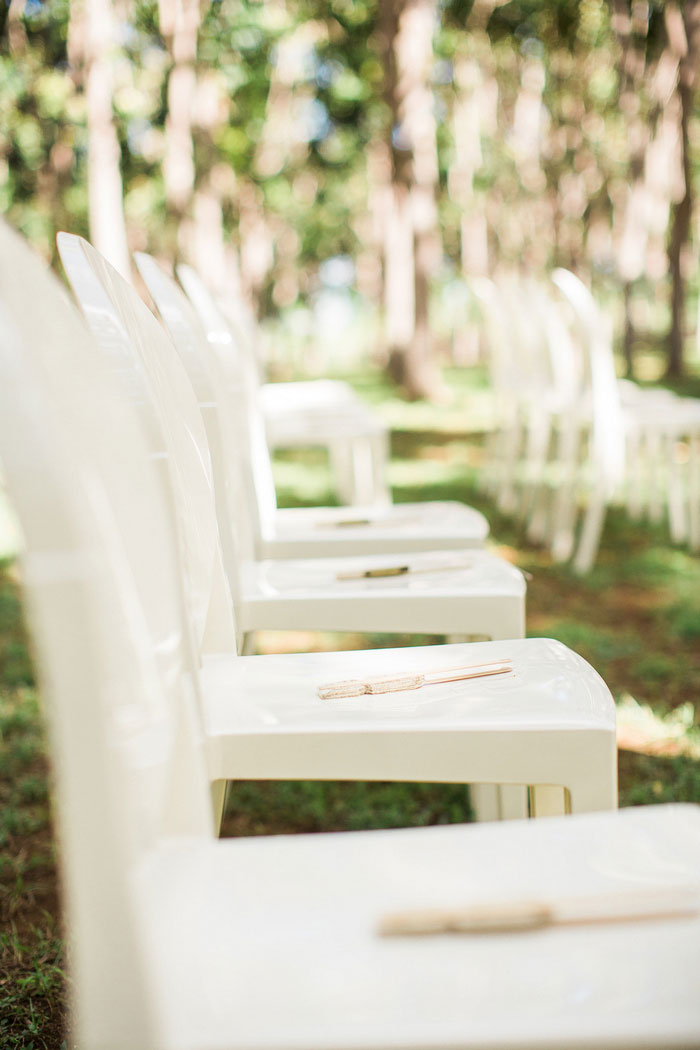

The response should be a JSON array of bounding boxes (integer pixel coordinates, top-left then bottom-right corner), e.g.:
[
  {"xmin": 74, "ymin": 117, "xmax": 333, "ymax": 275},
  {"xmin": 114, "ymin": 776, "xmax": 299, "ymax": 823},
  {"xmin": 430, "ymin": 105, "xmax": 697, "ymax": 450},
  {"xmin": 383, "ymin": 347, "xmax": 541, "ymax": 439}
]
[
  {"xmin": 49, "ymin": 228, "xmax": 620, "ymax": 823},
  {"xmin": 177, "ymin": 262, "xmax": 491, "ymax": 560},
  {"xmin": 1, "ymin": 231, "xmax": 698, "ymax": 1050}
]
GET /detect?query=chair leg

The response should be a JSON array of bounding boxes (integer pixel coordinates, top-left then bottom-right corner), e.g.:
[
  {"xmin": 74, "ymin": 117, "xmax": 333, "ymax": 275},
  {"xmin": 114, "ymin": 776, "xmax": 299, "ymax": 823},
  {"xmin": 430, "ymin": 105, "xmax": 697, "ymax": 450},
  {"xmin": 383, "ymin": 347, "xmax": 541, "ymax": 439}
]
[
  {"xmin": 518, "ymin": 415, "xmax": 551, "ymax": 525},
  {"xmin": 549, "ymin": 423, "xmax": 582, "ymax": 562},
  {"xmin": 241, "ymin": 632, "xmax": 257, "ymax": 655},
  {"xmin": 689, "ymin": 434, "xmax": 700, "ymax": 552},
  {"xmin": 626, "ymin": 428, "xmax": 645, "ymax": 520},
  {"xmin": 646, "ymin": 430, "xmax": 664, "ymax": 525},
  {"xmin": 469, "ymin": 784, "xmax": 502, "ymax": 822},
  {"xmin": 667, "ymin": 435, "xmax": 688, "ymax": 545},
  {"xmin": 349, "ymin": 437, "xmax": 374, "ymax": 507},
  {"xmin": 470, "ymin": 784, "xmax": 530, "ymax": 822},
  {"xmin": 688, "ymin": 432, "xmax": 700, "ymax": 554},
  {"xmin": 572, "ymin": 490, "xmax": 607, "ymax": 574},
  {"xmin": 369, "ymin": 431, "xmax": 392, "ymax": 505},
  {"xmin": 328, "ymin": 441, "xmax": 356, "ymax": 505},
  {"xmin": 211, "ymin": 780, "xmax": 228, "ymax": 835},
  {"xmin": 529, "ymin": 785, "xmax": 568, "ymax": 817},
  {"xmin": 498, "ymin": 784, "xmax": 530, "ymax": 820},
  {"xmin": 497, "ymin": 419, "xmax": 523, "ymax": 515}
]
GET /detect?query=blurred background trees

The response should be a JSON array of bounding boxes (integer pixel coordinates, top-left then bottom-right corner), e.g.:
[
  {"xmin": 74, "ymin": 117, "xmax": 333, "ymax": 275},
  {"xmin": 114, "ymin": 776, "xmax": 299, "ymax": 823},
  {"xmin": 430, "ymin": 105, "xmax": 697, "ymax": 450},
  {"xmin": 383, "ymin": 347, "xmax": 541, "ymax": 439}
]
[{"xmin": 2, "ymin": 0, "xmax": 700, "ymax": 393}]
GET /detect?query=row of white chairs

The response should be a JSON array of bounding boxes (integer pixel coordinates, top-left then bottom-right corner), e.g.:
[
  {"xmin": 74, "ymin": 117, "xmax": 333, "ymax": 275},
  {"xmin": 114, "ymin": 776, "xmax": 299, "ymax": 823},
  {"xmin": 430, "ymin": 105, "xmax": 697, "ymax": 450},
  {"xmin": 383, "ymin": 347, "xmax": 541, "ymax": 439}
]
[
  {"xmin": 1, "ymin": 219, "xmax": 698, "ymax": 1048},
  {"xmin": 58, "ymin": 231, "xmax": 616, "ymax": 823},
  {"xmin": 477, "ymin": 272, "xmax": 700, "ymax": 572}
]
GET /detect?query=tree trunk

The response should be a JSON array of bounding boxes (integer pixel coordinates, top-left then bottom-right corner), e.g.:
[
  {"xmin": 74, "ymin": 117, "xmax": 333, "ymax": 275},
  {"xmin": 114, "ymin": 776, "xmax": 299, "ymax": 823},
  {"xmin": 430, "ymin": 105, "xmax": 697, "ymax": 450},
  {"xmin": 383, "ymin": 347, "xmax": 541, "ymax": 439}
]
[
  {"xmin": 666, "ymin": 0, "xmax": 700, "ymax": 378},
  {"xmin": 667, "ymin": 76, "xmax": 692, "ymax": 378},
  {"xmin": 379, "ymin": 0, "xmax": 442, "ymax": 399},
  {"xmin": 611, "ymin": 0, "xmax": 651, "ymax": 376},
  {"xmin": 7, "ymin": 0, "xmax": 27, "ymax": 55},
  {"xmin": 71, "ymin": 0, "xmax": 130, "ymax": 278},
  {"xmin": 159, "ymin": 0, "xmax": 201, "ymax": 218}
]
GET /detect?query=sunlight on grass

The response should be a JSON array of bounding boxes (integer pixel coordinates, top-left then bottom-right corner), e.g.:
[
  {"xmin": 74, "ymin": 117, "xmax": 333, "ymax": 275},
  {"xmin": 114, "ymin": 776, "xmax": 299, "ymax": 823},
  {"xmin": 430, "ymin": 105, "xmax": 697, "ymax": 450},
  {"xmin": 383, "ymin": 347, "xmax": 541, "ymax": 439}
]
[
  {"xmin": 617, "ymin": 693, "xmax": 700, "ymax": 759},
  {"xmin": 0, "ymin": 492, "xmax": 21, "ymax": 561}
]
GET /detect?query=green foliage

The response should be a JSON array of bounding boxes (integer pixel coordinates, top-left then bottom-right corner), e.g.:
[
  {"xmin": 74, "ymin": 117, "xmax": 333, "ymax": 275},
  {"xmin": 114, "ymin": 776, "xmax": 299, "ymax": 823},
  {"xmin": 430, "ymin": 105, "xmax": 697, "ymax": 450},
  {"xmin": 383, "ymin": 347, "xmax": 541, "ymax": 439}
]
[{"xmin": 2, "ymin": 0, "xmax": 700, "ymax": 375}]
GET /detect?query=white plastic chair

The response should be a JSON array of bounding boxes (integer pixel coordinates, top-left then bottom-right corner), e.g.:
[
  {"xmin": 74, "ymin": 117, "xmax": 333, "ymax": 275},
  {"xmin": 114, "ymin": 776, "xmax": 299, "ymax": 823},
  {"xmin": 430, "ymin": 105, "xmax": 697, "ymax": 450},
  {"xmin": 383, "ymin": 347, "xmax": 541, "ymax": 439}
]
[
  {"xmin": 176, "ymin": 262, "xmax": 491, "ymax": 560},
  {"xmin": 551, "ymin": 270, "xmax": 700, "ymax": 569},
  {"xmin": 475, "ymin": 275, "xmax": 589, "ymax": 556},
  {"xmin": 219, "ymin": 282, "xmax": 392, "ymax": 508},
  {"xmin": 52, "ymin": 229, "xmax": 618, "ymax": 823},
  {"xmin": 1, "ymin": 225, "xmax": 698, "ymax": 1050},
  {"xmin": 185, "ymin": 266, "xmax": 391, "ymax": 507},
  {"xmin": 130, "ymin": 251, "xmax": 525, "ymax": 651}
]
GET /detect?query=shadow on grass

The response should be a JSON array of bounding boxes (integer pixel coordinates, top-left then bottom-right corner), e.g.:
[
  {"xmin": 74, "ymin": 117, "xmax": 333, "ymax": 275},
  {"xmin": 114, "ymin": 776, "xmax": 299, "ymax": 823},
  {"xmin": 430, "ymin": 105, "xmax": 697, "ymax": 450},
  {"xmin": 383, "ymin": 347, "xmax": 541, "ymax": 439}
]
[{"xmin": 221, "ymin": 780, "xmax": 473, "ymax": 837}]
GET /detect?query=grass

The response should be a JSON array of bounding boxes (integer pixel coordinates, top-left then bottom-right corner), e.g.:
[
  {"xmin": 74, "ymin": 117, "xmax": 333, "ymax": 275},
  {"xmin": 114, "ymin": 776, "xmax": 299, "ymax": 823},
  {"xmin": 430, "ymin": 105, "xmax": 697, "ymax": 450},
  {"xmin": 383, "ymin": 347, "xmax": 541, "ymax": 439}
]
[
  {"xmin": 2, "ymin": 364, "xmax": 700, "ymax": 1045},
  {"xmin": 0, "ymin": 566, "xmax": 66, "ymax": 1050}
]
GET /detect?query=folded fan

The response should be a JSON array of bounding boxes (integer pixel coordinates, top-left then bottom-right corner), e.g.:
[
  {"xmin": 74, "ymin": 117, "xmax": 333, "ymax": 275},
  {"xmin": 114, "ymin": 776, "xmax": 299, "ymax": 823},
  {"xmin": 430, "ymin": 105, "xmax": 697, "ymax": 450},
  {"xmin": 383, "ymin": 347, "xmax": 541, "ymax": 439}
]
[
  {"xmin": 378, "ymin": 887, "xmax": 700, "ymax": 936},
  {"xmin": 318, "ymin": 660, "xmax": 512, "ymax": 699},
  {"xmin": 336, "ymin": 558, "xmax": 474, "ymax": 580}
]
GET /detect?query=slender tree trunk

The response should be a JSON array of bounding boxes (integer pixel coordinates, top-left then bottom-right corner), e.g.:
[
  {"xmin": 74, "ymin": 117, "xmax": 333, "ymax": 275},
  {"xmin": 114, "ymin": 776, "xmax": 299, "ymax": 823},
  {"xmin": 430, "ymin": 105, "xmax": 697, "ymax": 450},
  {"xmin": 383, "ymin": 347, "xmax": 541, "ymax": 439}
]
[
  {"xmin": 159, "ymin": 0, "xmax": 201, "ymax": 218},
  {"xmin": 7, "ymin": 0, "xmax": 27, "ymax": 54},
  {"xmin": 70, "ymin": 0, "xmax": 130, "ymax": 278},
  {"xmin": 237, "ymin": 178, "xmax": 273, "ymax": 318},
  {"xmin": 183, "ymin": 72, "xmax": 240, "ymax": 297},
  {"xmin": 666, "ymin": 1, "xmax": 700, "ymax": 378},
  {"xmin": 668, "ymin": 75, "xmax": 692, "ymax": 377},
  {"xmin": 611, "ymin": 0, "xmax": 651, "ymax": 376},
  {"xmin": 357, "ymin": 139, "xmax": 389, "ymax": 349},
  {"xmin": 379, "ymin": 0, "xmax": 441, "ymax": 399},
  {"xmin": 451, "ymin": 52, "xmax": 489, "ymax": 278}
]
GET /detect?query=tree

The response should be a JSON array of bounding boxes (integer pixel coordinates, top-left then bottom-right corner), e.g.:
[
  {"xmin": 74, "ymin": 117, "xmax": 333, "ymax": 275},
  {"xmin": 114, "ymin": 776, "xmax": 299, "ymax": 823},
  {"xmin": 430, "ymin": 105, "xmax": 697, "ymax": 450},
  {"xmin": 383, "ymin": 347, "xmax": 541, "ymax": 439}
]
[
  {"xmin": 69, "ymin": 0, "xmax": 130, "ymax": 277},
  {"xmin": 666, "ymin": 0, "xmax": 700, "ymax": 378},
  {"xmin": 376, "ymin": 0, "xmax": 443, "ymax": 399}
]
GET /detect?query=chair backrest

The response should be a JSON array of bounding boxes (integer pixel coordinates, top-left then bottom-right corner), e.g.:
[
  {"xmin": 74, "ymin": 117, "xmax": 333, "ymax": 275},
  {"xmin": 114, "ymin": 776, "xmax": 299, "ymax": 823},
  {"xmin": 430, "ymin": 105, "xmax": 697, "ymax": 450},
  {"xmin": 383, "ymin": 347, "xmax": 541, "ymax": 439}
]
[
  {"xmin": 551, "ymin": 269, "xmax": 626, "ymax": 492},
  {"xmin": 524, "ymin": 278, "xmax": 584, "ymax": 410},
  {"xmin": 471, "ymin": 276, "xmax": 526, "ymax": 411},
  {"xmin": 0, "ymin": 220, "xmax": 214, "ymax": 1046},
  {"xmin": 133, "ymin": 252, "xmax": 256, "ymax": 574},
  {"xmin": 177, "ymin": 262, "xmax": 280, "ymax": 537},
  {"xmin": 57, "ymin": 234, "xmax": 238, "ymax": 655},
  {"xmin": 498, "ymin": 275, "xmax": 554, "ymax": 400}
]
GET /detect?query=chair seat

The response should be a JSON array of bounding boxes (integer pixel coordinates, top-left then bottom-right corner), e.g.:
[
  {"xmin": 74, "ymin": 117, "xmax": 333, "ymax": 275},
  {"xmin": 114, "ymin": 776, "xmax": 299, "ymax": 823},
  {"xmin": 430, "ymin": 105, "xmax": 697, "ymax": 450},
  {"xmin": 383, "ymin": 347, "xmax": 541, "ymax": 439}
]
[
  {"xmin": 200, "ymin": 638, "xmax": 615, "ymax": 795},
  {"xmin": 260, "ymin": 378, "xmax": 363, "ymax": 416},
  {"xmin": 138, "ymin": 803, "xmax": 700, "ymax": 1050},
  {"xmin": 263, "ymin": 391, "xmax": 387, "ymax": 448},
  {"xmin": 264, "ymin": 501, "xmax": 489, "ymax": 558},
  {"xmin": 238, "ymin": 549, "xmax": 525, "ymax": 637}
]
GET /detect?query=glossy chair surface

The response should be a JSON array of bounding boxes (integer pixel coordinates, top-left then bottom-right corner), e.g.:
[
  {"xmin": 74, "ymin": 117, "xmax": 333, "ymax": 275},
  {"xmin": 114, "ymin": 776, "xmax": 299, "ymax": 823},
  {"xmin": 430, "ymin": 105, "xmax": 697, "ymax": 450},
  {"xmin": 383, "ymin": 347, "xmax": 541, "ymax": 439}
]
[{"xmin": 0, "ymin": 223, "xmax": 697, "ymax": 1050}]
